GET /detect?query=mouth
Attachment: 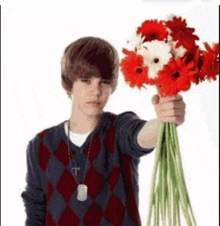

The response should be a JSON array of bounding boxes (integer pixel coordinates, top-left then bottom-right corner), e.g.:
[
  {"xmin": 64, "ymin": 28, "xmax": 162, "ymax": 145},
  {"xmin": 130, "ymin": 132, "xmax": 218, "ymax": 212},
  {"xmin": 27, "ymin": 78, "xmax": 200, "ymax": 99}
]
[{"xmin": 87, "ymin": 102, "xmax": 101, "ymax": 107}]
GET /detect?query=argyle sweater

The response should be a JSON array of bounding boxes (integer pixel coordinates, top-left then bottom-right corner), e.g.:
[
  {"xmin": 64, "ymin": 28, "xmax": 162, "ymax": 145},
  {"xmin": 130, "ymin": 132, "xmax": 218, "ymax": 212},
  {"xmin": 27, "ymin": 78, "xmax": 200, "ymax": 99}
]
[{"xmin": 21, "ymin": 111, "xmax": 155, "ymax": 226}]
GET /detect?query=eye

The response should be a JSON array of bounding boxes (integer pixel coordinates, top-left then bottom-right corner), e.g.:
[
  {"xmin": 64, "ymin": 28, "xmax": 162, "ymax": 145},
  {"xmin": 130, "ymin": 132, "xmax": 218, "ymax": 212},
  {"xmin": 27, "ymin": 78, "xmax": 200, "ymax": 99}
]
[
  {"xmin": 81, "ymin": 79, "xmax": 90, "ymax": 84},
  {"xmin": 101, "ymin": 80, "xmax": 111, "ymax": 85}
]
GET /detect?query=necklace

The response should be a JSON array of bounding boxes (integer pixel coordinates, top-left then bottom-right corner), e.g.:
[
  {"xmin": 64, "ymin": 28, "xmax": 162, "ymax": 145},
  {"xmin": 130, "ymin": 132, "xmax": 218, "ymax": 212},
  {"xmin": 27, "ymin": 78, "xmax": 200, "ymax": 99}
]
[{"xmin": 67, "ymin": 113, "xmax": 104, "ymax": 202}]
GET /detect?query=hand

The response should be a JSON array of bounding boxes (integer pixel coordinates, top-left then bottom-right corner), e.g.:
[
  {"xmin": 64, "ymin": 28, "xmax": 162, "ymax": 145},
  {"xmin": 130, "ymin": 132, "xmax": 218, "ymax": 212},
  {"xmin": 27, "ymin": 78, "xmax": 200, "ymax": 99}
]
[{"xmin": 152, "ymin": 87, "xmax": 186, "ymax": 126}]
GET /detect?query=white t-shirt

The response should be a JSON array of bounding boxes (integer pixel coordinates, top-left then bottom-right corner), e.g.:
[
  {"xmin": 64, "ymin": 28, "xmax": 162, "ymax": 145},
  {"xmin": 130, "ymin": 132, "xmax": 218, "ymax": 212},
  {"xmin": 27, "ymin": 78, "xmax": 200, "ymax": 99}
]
[{"xmin": 64, "ymin": 121, "xmax": 91, "ymax": 147}]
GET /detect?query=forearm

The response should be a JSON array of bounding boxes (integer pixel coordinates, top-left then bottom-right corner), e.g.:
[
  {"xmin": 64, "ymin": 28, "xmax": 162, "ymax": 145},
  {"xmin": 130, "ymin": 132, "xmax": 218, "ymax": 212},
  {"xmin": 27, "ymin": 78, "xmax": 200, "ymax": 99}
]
[{"xmin": 137, "ymin": 118, "xmax": 160, "ymax": 148}]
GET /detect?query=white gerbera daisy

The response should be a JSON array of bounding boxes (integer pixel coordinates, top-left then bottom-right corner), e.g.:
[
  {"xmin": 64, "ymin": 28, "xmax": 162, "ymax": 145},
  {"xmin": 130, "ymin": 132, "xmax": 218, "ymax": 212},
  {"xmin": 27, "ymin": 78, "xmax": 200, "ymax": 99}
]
[
  {"xmin": 166, "ymin": 34, "xmax": 173, "ymax": 43},
  {"xmin": 126, "ymin": 32, "xmax": 145, "ymax": 52},
  {"xmin": 164, "ymin": 14, "xmax": 176, "ymax": 22},
  {"xmin": 137, "ymin": 40, "xmax": 172, "ymax": 79},
  {"xmin": 170, "ymin": 41, "xmax": 187, "ymax": 58},
  {"xmin": 165, "ymin": 35, "xmax": 187, "ymax": 58}
]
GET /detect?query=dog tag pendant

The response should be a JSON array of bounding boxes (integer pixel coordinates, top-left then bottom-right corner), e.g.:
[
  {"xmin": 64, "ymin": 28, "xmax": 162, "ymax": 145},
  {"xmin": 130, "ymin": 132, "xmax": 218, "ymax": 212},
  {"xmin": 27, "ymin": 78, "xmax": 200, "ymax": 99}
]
[{"xmin": 77, "ymin": 184, "xmax": 88, "ymax": 201}]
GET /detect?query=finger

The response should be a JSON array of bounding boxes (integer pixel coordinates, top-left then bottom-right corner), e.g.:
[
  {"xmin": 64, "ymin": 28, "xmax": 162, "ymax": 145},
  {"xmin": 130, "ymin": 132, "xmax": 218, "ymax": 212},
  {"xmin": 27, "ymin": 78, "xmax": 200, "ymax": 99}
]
[
  {"xmin": 157, "ymin": 115, "xmax": 185, "ymax": 125},
  {"xmin": 156, "ymin": 101, "xmax": 186, "ymax": 112},
  {"xmin": 152, "ymin": 94, "xmax": 160, "ymax": 105},
  {"xmin": 156, "ymin": 108, "xmax": 185, "ymax": 118},
  {"xmin": 159, "ymin": 94, "xmax": 183, "ymax": 104}
]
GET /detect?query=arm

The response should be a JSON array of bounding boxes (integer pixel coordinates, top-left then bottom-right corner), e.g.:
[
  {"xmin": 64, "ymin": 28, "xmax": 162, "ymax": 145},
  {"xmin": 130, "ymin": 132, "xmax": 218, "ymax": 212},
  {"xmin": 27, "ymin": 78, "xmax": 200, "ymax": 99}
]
[
  {"xmin": 137, "ymin": 118, "xmax": 160, "ymax": 148},
  {"xmin": 21, "ymin": 140, "xmax": 47, "ymax": 226}
]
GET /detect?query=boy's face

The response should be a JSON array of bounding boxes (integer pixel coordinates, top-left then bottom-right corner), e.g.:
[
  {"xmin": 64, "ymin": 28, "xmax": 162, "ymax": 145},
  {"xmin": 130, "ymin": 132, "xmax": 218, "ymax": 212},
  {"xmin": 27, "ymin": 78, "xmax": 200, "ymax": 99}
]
[{"xmin": 70, "ymin": 68, "xmax": 112, "ymax": 117}]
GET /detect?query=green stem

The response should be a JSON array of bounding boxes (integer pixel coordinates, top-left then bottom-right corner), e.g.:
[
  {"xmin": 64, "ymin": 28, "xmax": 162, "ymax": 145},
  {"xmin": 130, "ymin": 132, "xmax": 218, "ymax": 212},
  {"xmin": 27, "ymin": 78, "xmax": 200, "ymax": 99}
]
[
  {"xmin": 176, "ymin": 189, "xmax": 181, "ymax": 226},
  {"xmin": 165, "ymin": 123, "xmax": 172, "ymax": 226},
  {"xmin": 162, "ymin": 143, "xmax": 166, "ymax": 225},
  {"xmin": 169, "ymin": 145, "xmax": 178, "ymax": 226},
  {"xmin": 153, "ymin": 189, "xmax": 156, "ymax": 226},
  {"xmin": 170, "ymin": 122, "xmax": 197, "ymax": 226},
  {"xmin": 156, "ymin": 186, "xmax": 160, "ymax": 226},
  {"xmin": 165, "ymin": 124, "xmax": 177, "ymax": 226},
  {"xmin": 168, "ymin": 134, "xmax": 192, "ymax": 225},
  {"xmin": 147, "ymin": 121, "xmax": 197, "ymax": 226},
  {"xmin": 147, "ymin": 122, "xmax": 165, "ymax": 226},
  {"xmin": 160, "ymin": 147, "xmax": 164, "ymax": 225},
  {"xmin": 154, "ymin": 186, "xmax": 159, "ymax": 226},
  {"xmin": 173, "ymin": 187, "xmax": 176, "ymax": 226}
]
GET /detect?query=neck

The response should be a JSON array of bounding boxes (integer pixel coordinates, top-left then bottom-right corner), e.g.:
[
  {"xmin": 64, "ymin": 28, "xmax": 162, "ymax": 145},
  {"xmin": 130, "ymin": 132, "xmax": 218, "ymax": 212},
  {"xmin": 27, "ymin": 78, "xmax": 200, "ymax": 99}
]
[{"xmin": 69, "ymin": 110, "xmax": 104, "ymax": 134}]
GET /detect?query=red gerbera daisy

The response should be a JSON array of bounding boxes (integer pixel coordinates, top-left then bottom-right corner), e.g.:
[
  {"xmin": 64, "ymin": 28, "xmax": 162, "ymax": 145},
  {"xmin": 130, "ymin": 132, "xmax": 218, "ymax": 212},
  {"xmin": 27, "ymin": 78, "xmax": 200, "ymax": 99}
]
[
  {"xmin": 182, "ymin": 45, "xmax": 206, "ymax": 84},
  {"xmin": 165, "ymin": 16, "xmax": 199, "ymax": 50},
  {"xmin": 201, "ymin": 42, "xmax": 219, "ymax": 81},
  {"xmin": 137, "ymin": 20, "xmax": 168, "ymax": 42},
  {"xmin": 193, "ymin": 51, "xmax": 207, "ymax": 85},
  {"xmin": 182, "ymin": 45, "xmax": 199, "ymax": 64},
  {"xmin": 120, "ymin": 48, "xmax": 150, "ymax": 89},
  {"xmin": 122, "ymin": 48, "xmax": 132, "ymax": 56},
  {"xmin": 156, "ymin": 57, "xmax": 198, "ymax": 97}
]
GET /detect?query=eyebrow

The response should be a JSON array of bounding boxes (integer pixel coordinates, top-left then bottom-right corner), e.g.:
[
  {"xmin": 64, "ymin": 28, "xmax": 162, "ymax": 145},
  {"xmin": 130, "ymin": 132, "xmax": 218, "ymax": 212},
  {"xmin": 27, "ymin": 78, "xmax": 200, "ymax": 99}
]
[
  {"xmin": 81, "ymin": 74, "xmax": 92, "ymax": 79},
  {"xmin": 80, "ymin": 77, "xmax": 110, "ymax": 82}
]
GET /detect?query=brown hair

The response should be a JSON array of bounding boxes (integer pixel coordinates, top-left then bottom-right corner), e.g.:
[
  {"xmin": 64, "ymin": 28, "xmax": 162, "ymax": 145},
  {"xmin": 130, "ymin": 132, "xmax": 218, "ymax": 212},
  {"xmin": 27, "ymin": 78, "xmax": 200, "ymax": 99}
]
[{"xmin": 61, "ymin": 37, "xmax": 119, "ymax": 99}]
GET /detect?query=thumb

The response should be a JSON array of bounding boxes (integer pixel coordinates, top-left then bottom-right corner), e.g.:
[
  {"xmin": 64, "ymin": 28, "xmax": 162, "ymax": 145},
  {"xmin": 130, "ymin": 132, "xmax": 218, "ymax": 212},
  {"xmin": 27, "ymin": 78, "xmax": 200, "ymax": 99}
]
[
  {"xmin": 156, "ymin": 86, "xmax": 162, "ymax": 98},
  {"xmin": 152, "ymin": 94, "xmax": 160, "ymax": 105}
]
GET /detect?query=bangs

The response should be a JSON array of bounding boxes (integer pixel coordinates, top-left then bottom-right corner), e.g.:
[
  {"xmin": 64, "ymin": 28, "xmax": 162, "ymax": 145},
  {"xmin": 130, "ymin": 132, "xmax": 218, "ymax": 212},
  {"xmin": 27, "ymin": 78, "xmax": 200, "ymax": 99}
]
[{"xmin": 68, "ymin": 60, "xmax": 102, "ymax": 81}]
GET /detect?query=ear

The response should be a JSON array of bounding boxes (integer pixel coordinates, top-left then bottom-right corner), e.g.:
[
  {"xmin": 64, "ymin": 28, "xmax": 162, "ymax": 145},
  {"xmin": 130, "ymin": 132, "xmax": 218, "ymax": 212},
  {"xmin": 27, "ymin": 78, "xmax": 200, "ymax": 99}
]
[
  {"xmin": 66, "ymin": 90, "xmax": 73, "ymax": 99},
  {"xmin": 70, "ymin": 93, "xmax": 74, "ymax": 99}
]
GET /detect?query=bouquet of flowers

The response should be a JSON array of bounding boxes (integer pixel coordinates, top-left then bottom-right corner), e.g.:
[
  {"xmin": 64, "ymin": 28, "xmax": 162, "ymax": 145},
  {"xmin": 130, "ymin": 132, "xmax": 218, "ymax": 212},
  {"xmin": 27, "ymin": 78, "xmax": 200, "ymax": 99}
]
[{"xmin": 120, "ymin": 15, "xmax": 219, "ymax": 226}]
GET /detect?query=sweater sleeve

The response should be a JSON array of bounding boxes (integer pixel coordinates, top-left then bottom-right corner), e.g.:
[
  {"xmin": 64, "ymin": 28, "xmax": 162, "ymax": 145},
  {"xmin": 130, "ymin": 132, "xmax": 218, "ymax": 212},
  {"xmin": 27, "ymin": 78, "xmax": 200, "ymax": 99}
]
[
  {"xmin": 21, "ymin": 139, "xmax": 47, "ymax": 226},
  {"xmin": 115, "ymin": 111, "xmax": 155, "ymax": 158}
]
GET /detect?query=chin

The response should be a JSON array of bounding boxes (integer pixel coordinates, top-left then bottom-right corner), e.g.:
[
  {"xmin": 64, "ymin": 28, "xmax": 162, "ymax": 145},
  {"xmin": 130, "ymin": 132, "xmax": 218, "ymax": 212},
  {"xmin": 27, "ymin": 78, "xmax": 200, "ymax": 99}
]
[{"xmin": 83, "ymin": 108, "xmax": 104, "ymax": 117}]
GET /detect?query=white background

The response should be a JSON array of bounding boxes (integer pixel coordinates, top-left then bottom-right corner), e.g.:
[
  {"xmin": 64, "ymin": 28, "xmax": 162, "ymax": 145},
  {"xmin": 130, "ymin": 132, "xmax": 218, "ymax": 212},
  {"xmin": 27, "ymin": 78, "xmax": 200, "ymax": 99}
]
[{"xmin": 1, "ymin": 1, "xmax": 219, "ymax": 226}]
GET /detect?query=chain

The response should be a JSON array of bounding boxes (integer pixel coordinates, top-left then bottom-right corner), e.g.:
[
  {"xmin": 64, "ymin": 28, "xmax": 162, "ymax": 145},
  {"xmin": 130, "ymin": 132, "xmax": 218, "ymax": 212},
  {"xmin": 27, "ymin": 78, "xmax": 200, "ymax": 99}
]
[{"xmin": 66, "ymin": 113, "xmax": 104, "ymax": 185}]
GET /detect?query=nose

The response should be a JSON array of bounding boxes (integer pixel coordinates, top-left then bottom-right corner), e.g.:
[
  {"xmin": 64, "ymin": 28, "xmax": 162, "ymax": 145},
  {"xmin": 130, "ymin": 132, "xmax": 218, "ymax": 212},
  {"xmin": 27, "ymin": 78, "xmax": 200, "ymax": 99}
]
[{"xmin": 91, "ymin": 81, "xmax": 102, "ymax": 95}]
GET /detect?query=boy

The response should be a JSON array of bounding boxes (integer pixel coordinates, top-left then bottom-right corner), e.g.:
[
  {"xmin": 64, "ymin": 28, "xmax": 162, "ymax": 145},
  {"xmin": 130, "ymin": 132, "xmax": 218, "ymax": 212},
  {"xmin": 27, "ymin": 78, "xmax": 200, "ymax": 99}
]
[{"xmin": 21, "ymin": 37, "xmax": 185, "ymax": 226}]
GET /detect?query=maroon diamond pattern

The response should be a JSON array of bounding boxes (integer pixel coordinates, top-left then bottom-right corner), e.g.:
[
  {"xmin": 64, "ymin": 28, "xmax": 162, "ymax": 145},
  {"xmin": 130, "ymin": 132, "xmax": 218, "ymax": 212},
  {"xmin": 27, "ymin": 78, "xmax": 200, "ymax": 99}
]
[
  {"xmin": 109, "ymin": 166, "xmax": 121, "ymax": 192},
  {"xmin": 59, "ymin": 206, "xmax": 81, "ymax": 226},
  {"xmin": 57, "ymin": 168, "xmax": 77, "ymax": 202},
  {"xmin": 47, "ymin": 181, "xmax": 55, "ymax": 203},
  {"xmin": 54, "ymin": 139, "xmax": 72, "ymax": 166},
  {"xmin": 122, "ymin": 154, "xmax": 140, "ymax": 226},
  {"xmin": 103, "ymin": 195, "xmax": 125, "ymax": 225},
  {"xmin": 37, "ymin": 128, "xmax": 51, "ymax": 139},
  {"xmin": 46, "ymin": 211, "xmax": 57, "ymax": 226},
  {"xmin": 83, "ymin": 202, "xmax": 103, "ymax": 225},
  {"xmin": 106, "ymin": 123, "xmax": 116, "ymax": 154},
  {"xmin": 85, "ymin": 166, "xmax": 106, "ymax": 199},
  {"xmin": 86, "ymin": 134, "xmax": 102, "ymax": 162},
  {"xmin": 39, "ymin": 142, "xmax": 52, "ymax": 172}
]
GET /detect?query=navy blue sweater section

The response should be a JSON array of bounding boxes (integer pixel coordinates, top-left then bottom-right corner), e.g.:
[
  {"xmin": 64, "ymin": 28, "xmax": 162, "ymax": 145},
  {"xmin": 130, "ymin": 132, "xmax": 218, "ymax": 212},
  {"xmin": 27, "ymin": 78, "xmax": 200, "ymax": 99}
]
[{"xmin": 21, "ymin": 111, "xmax": 155, "ymax": 226}]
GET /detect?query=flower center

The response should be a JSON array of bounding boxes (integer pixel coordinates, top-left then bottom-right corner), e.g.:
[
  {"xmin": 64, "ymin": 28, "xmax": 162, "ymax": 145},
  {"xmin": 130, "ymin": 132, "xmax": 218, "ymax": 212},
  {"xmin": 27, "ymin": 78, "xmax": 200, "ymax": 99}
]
[
  {"xmin": 186, "ymin": 53, "xmax": 194, "ymax": 64},
  {"xmin": 136, "ymin": 67, "xmax": 143, "ymax": 74},
  {"xmin": 154, "ymin": 58, "xmax": 159, "ymax": 63},
  {"xmin": 198, "ymin": 58, "xmax": 203, "ymax": 70},
  {"xmin": 150, "ymin": 33, "xmax": 156, "ymax": 38},
  {"xmin": 173, "ymin": 71, "xmax": 180, "ymax": 79}
]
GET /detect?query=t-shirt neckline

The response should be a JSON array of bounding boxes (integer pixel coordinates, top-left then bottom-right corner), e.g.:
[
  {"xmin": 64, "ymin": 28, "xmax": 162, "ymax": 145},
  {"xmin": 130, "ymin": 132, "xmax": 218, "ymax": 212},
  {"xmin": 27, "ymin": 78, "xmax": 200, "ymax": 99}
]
[{"xmin": 61, "ymin": 112, "xmax": 108, "ymax": 152}]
